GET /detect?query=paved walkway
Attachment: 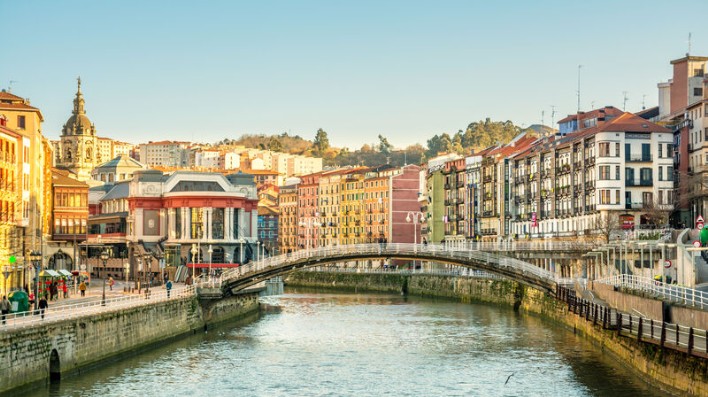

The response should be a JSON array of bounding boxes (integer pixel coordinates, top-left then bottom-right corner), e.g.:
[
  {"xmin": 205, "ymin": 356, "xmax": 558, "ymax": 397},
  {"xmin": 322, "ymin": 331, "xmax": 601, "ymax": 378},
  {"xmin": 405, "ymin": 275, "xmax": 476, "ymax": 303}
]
[{"xmin": 1, "ymin": 279, "xmax": 192, "ymax": 330}]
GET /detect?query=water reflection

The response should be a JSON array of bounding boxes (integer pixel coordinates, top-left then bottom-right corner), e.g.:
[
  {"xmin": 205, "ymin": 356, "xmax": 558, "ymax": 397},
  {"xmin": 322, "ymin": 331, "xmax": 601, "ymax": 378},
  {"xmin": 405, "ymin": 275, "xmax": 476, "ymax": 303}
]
[{"xmin": 18, "ymin": 290, "xmax": 669, "ymax": 397}]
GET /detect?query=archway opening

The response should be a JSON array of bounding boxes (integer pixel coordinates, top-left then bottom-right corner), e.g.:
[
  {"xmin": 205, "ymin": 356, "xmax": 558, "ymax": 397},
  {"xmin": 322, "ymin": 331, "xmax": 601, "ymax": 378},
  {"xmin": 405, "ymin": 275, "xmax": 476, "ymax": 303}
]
[{"xmin": 49, "ymin": 349, "xmax": 61, "ymax": 382}]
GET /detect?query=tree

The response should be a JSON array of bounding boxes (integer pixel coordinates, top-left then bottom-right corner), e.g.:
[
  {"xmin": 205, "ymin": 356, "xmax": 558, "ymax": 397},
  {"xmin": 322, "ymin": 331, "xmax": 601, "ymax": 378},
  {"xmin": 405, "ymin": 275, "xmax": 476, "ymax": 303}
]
[
  {"xmin": 313, "ymin": 128, "xmax": 330, "ymax": 156},
  {"xmin": 268, "ymin": 137, "xmax": 283, "ymax": 152},
  {"xmin": 378, "ymin": 135, "xmax": 393, "ymax": 156},
  {"xmin": 593, "ymin": 212, "xmax": 621, "ymax": 245}
]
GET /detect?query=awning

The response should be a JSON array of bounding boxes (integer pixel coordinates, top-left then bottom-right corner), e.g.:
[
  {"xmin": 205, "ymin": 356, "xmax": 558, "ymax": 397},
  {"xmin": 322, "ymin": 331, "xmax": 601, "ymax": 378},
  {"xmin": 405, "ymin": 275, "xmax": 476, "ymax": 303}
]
[
  {"xmin": 40, "ymin": 269, "xmax": 61, "ymax": 277},
  {"xmin": 58, "ymin": 269, "xmax": 73, "ymax": 277}
]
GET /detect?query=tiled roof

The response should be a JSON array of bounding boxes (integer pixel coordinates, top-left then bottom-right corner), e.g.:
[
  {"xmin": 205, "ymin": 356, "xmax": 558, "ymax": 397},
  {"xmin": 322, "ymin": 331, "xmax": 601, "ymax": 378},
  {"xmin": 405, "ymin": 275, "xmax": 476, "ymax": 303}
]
[
  {"xmin": 51, "ymin": 169, "xmax": 89, "ymax": 188},
  {"xmin": 557, "ymin": 106, "xmax": 623, "ymax": 124},
  {"xmin": 0, "ymin": 91, "xmax": 24, "ymax": 101}
]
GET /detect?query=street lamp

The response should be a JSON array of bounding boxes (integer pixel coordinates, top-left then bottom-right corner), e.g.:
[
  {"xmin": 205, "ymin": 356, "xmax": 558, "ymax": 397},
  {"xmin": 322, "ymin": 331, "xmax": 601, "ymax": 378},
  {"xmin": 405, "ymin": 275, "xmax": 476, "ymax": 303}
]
[
  {"xmin": 100, "ymin": 249, "xmax": 110, "ymax": 306},
  {"xmin": 190, "ymin": 244, "xmax": 198, "ymax": 283},
  {"xmin": 136, "ymin": 257, "xmax": 142, "ymax": 293},
  {"xmin": 406, "ymin": 211, "xmax": 425, "ymax": 247},
  {"xmin": 207, "ymin": 245, "xmax": 213, "ymax": 282},
  {"xmin": 29, "ymin": 251, "xmax": 41, "ymax": 311},
  {"xmin": 143, "ymin": 253, "xmax": 153, "ymax": 289},
  {"xmin": 256, "ymin": 241, "xmax": 261, "ymax": 261}
]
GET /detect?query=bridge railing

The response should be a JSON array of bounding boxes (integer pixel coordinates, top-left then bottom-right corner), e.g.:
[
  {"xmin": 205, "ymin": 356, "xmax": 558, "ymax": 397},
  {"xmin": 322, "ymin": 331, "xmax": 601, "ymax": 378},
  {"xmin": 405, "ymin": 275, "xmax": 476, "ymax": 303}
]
[
  {"xmin": 595, "ymin": 275, "xmax": 708, "ymax": 310},
  {"xmin": 0, "ymin": 285, "xmax": 196, "ymax": 330},
  {"xmin": 219, "ymin": 243, "xmax": 569, "ymax": 288}
]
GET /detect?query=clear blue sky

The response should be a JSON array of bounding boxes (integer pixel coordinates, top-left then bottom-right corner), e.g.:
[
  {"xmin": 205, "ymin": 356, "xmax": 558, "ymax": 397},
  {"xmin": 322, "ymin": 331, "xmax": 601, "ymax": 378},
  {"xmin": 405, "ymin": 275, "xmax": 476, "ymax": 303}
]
[{"xmin": 2, "ymin": 0, "xmax": 706, "ymax": 149}]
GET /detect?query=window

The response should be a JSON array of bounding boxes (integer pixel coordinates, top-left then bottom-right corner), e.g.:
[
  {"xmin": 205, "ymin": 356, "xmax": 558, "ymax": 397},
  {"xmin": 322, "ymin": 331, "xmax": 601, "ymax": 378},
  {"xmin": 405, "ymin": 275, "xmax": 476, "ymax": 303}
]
[
  {"xmin": 694, "ymin": 87, "xmax": 703, "ymax": 96},
  {"xmin": 625, "ymin": 168, "xmax": 634, "ymax": 183},
  {"xmin": 599, "ymin": 142, "xmax": 611, "ymax": 157},
  {"xmin": 615, "ymin": 142, "xmax": 620, "ymax": 157},
  {"xmin": 643, "ymin": 192, "xmax": 653, "ymax": 206},
  {"xmin": 599, "ymin": 166, "xmax": 610, "ymax": 180},
  {"xmin": 640, "ymin": 168, "xmax": 652, "ymax": 183},
  {"xmin": 615, "ymin": 166, "xmax": 620, "ymax": 180},
  {"xmin": 658, "ymin": 166, "xmax": 663, "ymax": 181},
  {"xmin": 600, "ymin": 190, "xmax": 611, "ymax": 204},
  {"xmin": 616, "ymin": 189, "xmax": 620, "ymax": 204},
  {"xmin": 212, "ymin": 208, "xmax": 224, "ymax": 239},
  {"xmin": 659, "ymin": 144, "xmax": 663, "ymax": 158},
  {"xmin": 17, "ymin": 115, "xmax": 25, "ymax": 129}
]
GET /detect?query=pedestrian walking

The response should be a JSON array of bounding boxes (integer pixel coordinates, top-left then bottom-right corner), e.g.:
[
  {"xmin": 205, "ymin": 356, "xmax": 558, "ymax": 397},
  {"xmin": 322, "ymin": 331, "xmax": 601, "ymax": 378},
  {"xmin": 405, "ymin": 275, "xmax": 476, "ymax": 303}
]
[
  {"xmin": 62, "ymin": 283, "xmax": 68, "ymax": 298},
  {"xmin": 108, "ymin": 277, "xmax": 114, "ymax": 291},
  {"xmin": 1, "ymin": 296, "xmax": 10, "ymax": 325},
  {"xmin": 79, "ymin": 281, "xmax": 87, "ymax": 297},
  {"xmin": 166, "ymin": 279, "xmax": 173, "ymax": 298},
  {"xmin": 38, "ymin": 296, "xmax": 48, "ymax": 319}
]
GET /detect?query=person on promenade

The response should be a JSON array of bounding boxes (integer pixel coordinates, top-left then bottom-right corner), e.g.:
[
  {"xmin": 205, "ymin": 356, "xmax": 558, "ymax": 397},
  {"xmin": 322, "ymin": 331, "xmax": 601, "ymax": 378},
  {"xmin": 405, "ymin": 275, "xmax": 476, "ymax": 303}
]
[
  {"xmin": 62, "ymin": 282, "xmax": 68, "ymax": 298},
  {"xmin": 1, "ymin": 296, "xmax": 10, "ymax": 325},
  {"xmin": 166, "ymin": 279, "xmax": 173, "ymax": 298},
  {"xmin": 38, "ymin": 296, "xmax": 48, "ymax": 319},
  {"xmin": 108, "ymin": 277, "xmax": 114, "ymax": 291},
  {"xmin": 79, "ymin": 281, "xmax": 87, "ymax": 297}
]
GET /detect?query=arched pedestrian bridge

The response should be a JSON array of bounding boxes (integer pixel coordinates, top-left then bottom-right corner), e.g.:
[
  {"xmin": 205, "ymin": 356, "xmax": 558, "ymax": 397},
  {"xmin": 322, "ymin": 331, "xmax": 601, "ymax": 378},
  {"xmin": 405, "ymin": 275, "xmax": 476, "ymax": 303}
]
[{"xmin": 201, "ymin": 243, "xmax": 578, "ymax": 298}]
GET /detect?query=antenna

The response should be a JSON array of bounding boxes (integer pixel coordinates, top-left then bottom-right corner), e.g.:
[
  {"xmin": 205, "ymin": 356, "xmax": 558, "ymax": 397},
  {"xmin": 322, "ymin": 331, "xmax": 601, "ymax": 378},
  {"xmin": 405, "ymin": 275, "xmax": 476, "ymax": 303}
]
[
  {"xmin": 577, "ymin": 65, "xmax": 583, "ymax": 112},
  {"xmin": 541, "ymin": 110, "xmax": 545, "ymax": 129},
  {"xmin": 642, "ymin": 94, "xmax": 646, "ymax": 110},
  {"xmin": 688, "ymin": 32, "xmax": 692, "ymax": 55},
  {"xmin": 591, "ymin": 101, "xmax": 595, "ymax": 109},
  {"xmin": 623, "ymin": 91, "xmax": 629, "ymax": 111},
  {"xmin": 8, "ymin": 80, "xmax": 17, "ymax": 92},
  {"xmin": 550, "ymin": 105, "xmax": 556, "ymax": 130}
]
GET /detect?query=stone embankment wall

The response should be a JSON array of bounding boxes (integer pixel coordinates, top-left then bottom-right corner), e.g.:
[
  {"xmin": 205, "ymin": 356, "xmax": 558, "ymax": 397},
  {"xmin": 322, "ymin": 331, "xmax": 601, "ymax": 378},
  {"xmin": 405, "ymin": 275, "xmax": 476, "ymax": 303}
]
[
  {"xmin": 0, "ymin": 292, "xmax": 259, "ymax": 395},
  {"xmin": 286, "ymin": 272, "xmax": 707, "ymax": 396}
]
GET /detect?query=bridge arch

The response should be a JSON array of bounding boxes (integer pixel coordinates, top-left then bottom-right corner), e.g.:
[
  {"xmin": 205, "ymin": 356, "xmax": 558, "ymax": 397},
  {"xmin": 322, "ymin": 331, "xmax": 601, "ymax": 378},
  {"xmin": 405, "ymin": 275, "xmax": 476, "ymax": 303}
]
[
  {"xmin": 215, "ymin": 244, "xmax": 566, "ymax": 296},
  {"xmin": 49, "ymin": 349, "xmax": 60, "ymax": 382}
]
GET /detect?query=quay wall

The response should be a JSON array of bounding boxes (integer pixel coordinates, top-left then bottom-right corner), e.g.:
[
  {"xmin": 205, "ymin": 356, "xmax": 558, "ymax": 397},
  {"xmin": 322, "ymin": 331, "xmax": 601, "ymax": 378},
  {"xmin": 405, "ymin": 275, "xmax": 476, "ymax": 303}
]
[
  {"xmin": 286, "ymin": 272, "xmax": 707, "ymax": 396},
  {"xmin": 0, "ymin": 292, "xmax": 259, "ymax": 395}
]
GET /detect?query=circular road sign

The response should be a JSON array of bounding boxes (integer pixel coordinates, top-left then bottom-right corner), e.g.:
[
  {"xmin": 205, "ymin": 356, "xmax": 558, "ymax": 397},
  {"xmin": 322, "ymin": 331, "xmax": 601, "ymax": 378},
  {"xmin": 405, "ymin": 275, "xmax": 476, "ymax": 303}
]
[
  {"xmin": 693, "ymin": 240, "xmax": 702, "ymax": 248},
  {"xmin": 664, "ymin": 260, "xmax": 672, "ymax": 269},
  {"xmin": 698, "ymin": 222, "xmax": 705, "ymax": 230}
]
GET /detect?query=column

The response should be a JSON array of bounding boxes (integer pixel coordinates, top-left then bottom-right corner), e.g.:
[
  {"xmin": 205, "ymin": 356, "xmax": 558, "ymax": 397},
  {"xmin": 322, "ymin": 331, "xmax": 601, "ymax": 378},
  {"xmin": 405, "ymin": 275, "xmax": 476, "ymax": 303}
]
[
  {"xmin": 206, "ymin": 207, "xmax": 213, "ymax": 242},
  {"xmin": 182, "ymin": 207, "xmax": 189, "ymax": 240}
]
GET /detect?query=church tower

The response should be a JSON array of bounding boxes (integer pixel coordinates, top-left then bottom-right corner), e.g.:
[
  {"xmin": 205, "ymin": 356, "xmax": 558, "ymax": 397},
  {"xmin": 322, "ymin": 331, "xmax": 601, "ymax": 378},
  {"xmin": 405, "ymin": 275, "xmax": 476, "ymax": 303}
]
[{"xmin": 56, "ymin": 77, "xmax": 100, "ymax": 181}]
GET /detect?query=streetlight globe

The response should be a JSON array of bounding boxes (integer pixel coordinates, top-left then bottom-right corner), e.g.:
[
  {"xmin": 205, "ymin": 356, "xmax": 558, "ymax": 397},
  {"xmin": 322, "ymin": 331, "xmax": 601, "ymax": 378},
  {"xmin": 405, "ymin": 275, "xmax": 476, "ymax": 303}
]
[{"xmin": 406, "ymin": 214, "xmax": 411, "ymax": 223}]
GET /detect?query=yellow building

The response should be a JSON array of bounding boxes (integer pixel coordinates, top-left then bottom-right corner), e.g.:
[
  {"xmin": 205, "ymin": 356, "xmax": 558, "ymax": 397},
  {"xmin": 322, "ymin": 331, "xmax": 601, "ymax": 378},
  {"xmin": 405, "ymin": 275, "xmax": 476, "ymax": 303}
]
[
  {"xmin": 338, "ymin": 168, "xmax": 367, "ymax": 245},
  {"xmin": 0, "ymin": 89, "xmax": 51, "ymax": 293},
  {"xmin": 318, "ymin": 169, "xmax": 348, "ymax": 247}
]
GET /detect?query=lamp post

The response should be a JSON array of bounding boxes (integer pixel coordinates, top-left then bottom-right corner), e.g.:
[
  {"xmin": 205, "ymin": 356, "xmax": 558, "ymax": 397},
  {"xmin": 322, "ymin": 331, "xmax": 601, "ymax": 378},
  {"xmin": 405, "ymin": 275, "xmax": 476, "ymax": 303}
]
[
  {"xmin": 136, "ymin": 257, "xmax": 142, "ymax": 293},
  {"xmin": 239, "ymin": 238, "xmax": 244, "ymax": 265},
  {"xmin": 100, "ymin": 249, "xmax": 109, "ymax": 306},
  {"xmin": 29, "ymin": 251, "xmax": 41, "ymax": 311},
  {"xmin": 256, "ymin": 241, "xmax": 261, "ymax": 261},
  {"xmin": 123, "ymin": 261, "xmax": 130, "ymax": 292},
  {"xmin": 143, "ymin": 253, "xmax": 153, "ymax": 289},
  {"xmin": 406, "ymin": 211, "xmax": 425, "ymax": 272},
  {"xmin": 190, "ymin": 244, "xmax": 197, "ymax": 283},
  {"xmin": 207, "ymin": 245, "xmax": 213, "ymax": 282}
]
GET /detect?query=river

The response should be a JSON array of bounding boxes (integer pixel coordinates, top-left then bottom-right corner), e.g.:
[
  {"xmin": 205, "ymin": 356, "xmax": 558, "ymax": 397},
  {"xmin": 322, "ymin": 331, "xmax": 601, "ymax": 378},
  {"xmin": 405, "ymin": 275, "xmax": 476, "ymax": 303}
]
[{"xmin": 18, "ymin": 290, "xmax": 670, "ymax": 397}]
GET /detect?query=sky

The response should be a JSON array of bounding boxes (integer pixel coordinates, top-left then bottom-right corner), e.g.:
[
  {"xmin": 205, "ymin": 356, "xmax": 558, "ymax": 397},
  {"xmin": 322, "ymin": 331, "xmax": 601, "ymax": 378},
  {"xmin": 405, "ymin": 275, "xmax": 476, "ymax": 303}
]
[{"xmin": 2, "ymin": 0, "xmax": 707, "ymax": 150}]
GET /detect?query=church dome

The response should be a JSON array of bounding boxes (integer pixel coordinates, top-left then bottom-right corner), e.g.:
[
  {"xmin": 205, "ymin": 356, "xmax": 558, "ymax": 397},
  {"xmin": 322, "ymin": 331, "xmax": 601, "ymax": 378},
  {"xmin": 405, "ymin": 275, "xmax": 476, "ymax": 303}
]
[{"xmin": 62, "ymin": 77, "xmax": 96, "ymax": 136}]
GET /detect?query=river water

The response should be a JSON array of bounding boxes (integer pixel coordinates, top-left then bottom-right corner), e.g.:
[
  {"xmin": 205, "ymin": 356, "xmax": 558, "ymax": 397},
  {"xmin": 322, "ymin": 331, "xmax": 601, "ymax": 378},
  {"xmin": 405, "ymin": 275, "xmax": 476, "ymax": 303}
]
[{"xmin": 19, "ymin": 290, "xmax": 670, "ymax": 397}]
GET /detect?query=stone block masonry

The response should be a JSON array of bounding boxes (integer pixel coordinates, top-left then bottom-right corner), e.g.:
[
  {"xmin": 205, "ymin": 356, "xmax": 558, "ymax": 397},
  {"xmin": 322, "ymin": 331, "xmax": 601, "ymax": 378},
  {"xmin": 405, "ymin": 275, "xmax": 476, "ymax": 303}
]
[{"xmin": 0, "ymin": 292, "xmax": 259, "ymax": 395}]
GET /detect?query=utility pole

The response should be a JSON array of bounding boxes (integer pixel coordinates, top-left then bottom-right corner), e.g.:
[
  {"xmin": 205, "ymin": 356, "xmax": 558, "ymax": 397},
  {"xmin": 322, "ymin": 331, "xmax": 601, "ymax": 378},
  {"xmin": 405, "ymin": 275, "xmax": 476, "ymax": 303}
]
[
  {"xmin": 577, "ymin": 65, "xmax": 583, "ymax": 113},
  {"xmin": 623, "ymin": 91, "xmax": 629, "ymax": 111}
]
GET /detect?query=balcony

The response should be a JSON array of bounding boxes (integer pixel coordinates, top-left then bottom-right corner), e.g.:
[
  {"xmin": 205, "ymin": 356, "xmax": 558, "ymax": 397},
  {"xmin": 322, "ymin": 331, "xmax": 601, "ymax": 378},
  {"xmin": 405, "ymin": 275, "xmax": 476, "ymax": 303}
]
[
  {"xmin": 480, "ymin": 228, "xmax": 498, "ymax": 235},
  {"xmin": 444, "ymin": 183, "xmax": 451, "ymax": 189},
  {"xmin": 585, "ymin": 157, "xmax": 596, "ymax": 167},
  {"xmin": 626, "ymin": 154, "xmax": 652, "ymax": 162},
  {"xmin": 625, "ymin": 179, "xmax": 653, "ymax": 187},
  {"xmin": 456, "ymin": 181, "xmax": 465, "ymax": 188},
  {"xmin": 556, "ymin": 164, "xmax": 571, "ymax": 175},
  {"xmin": 483, "ymin": 175, "xmax": 493, "ymax": 183},
  {"xmin": 455, "ymin": 198, "xmax": 464, "ymax": 204},
  {"xmin": 585, "ymin": 181, "xmax": 595, "ymax": 190}
]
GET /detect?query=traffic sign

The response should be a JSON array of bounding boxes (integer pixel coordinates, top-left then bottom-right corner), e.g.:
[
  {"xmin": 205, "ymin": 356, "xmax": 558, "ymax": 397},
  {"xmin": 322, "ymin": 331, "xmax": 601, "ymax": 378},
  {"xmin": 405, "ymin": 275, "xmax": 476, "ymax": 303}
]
[
  {"xmin": 697, "ymin": 215, "xmax": 704, "ymax": 230},
  {"xmin": 664, "ymin": 260, "xmax": 672, "ymax": 269},
  {"xmin": 693, "ymin": 240, "xmax": 702, "ymax": 248},
  {"xmin": 699, "ymin": 223, "xmax": 705, "ymax": 230}
]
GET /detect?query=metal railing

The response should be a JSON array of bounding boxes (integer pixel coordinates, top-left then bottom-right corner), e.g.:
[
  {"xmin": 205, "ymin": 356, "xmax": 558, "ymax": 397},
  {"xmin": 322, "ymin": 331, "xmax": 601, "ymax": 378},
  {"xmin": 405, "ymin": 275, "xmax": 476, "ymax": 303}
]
[
  {"xmin": 595, "ymin": 274, "xmax": 708, "ymax": 309},
  {"xmin": 0, "ymin": 285, "xmax": 196, "ymax": 330},
  {"xmin": 558, "ymin": 286, "xmax": 707, "ymax": 358},
  {"xmin": 218, "ymin": 243, "xmax": 577, "ymax": 290}
]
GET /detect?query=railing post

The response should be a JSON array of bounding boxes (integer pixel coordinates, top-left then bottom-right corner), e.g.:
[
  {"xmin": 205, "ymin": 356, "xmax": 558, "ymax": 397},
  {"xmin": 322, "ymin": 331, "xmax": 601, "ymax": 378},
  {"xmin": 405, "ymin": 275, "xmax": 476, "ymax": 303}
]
[
  {"xmin": 660, "ymin": 322, "xmax": 666, "ymax": 348},
  {"xmin": 687, "ymin": 327, "xmax": 694, "ymax": 355},
  {"xmin": 650, "ymin": 319, "xmax": 654, "ymax": 339},
  {"xmin": 628, "ymin": 315, "xmax": 633, "ymax": 336},
  {"xmin": 617, "ymin": 313, "xmax": 622, "ymax": 336},
  {"xmin": 675, "ymin": 324, "xmax": 680, "ymax": 348},
  {"xmin": 637, "ymin": 317, "xmax": 642, "ymax": 342}
]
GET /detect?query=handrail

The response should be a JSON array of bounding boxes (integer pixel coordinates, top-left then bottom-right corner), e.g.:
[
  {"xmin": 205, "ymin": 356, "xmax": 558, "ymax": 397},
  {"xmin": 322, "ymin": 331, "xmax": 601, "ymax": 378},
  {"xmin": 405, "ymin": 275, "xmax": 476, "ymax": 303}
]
[
  {"xmin": 0, "ymin": 285, "xmax": 196, "ymax": 330},
  {"xmin": 595, "ymin": 274, "xmax": 707, "ymax": 310},
  {"xmin": 218, "ymin": 243, "xmax": 571, "ymax": 291}
]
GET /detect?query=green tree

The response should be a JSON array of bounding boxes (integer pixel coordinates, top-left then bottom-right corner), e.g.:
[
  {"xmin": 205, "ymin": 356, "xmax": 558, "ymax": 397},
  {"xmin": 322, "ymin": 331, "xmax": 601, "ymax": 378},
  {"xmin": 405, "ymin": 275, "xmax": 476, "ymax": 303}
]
[
  {"xmin": 378, "ymin": 134, "xmax": 393, "ymax": 155},
  {"xmin": 268, "ymin": 137, "xmax": 283, "ymax": 152},
  {"xmin": 313, "ymin": 128, "xmax": 330, "ymax": 156}
]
